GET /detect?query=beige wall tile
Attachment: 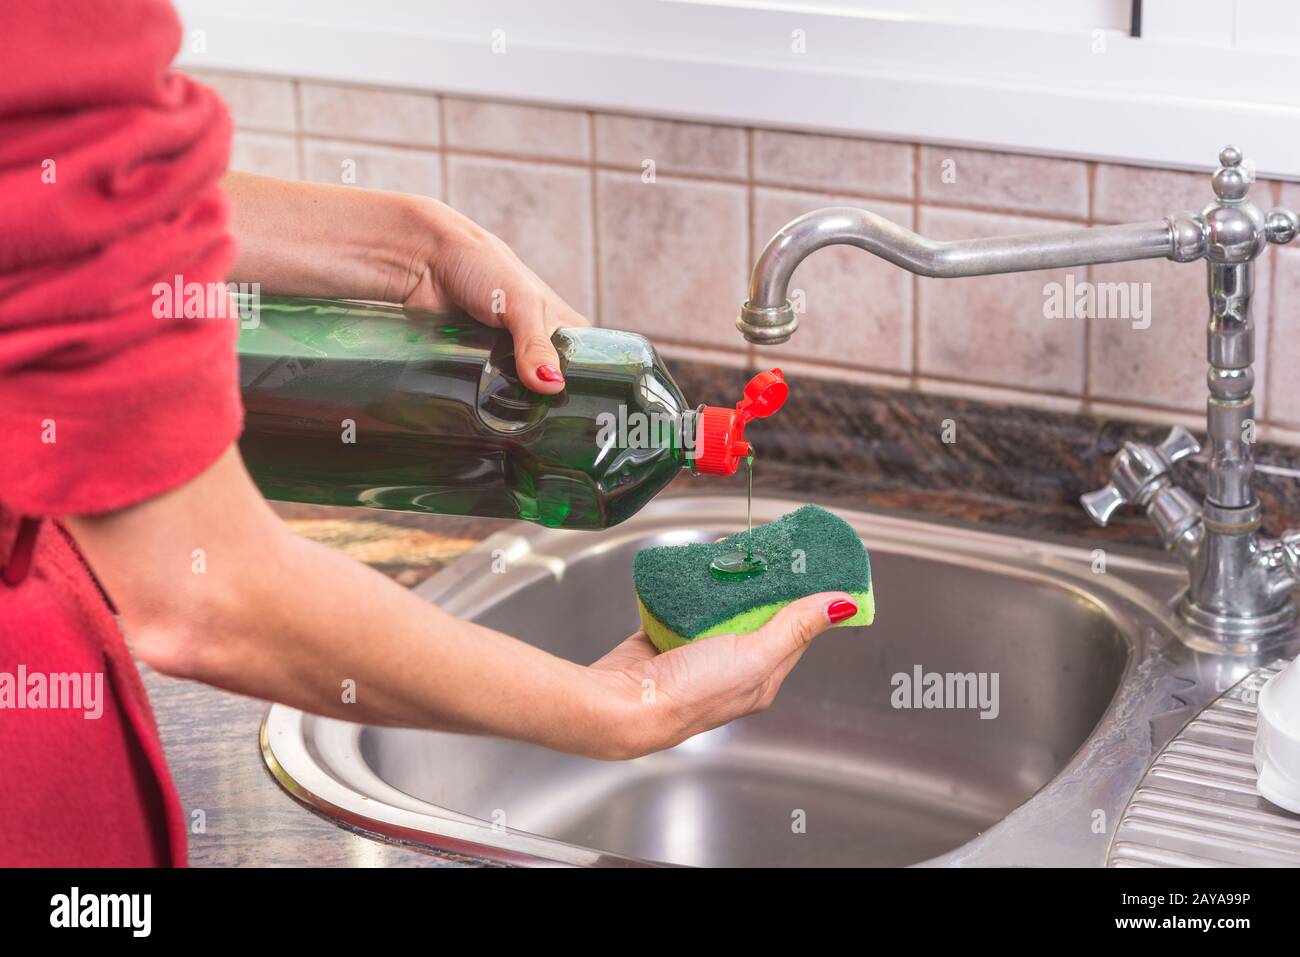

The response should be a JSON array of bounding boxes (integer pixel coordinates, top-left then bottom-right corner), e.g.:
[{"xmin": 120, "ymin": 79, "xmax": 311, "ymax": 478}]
[
  {"xmin": 300, "ymin": 82, "xmax": 439, "ymax": 147},
  {"xmin": 752, "ymin": 131, "xmax": 912, "ymax": 199},
  {"xmin": 444, "ymin": 99, "xmax": 589, "ymax": 161},
  {"xmin": 1093, "ymin": 163, "xmax": 1211, "ymax": 222},
  {"xmin": 1088, "ymin": 260, "xmax": 1200, "ymax": 411},
  {"xmin": 594, "ymin": 115, "xmax": 745, "ymax": 179},
  {"xmin": 1090, "ymin": 252, "xmax": 1271, "ymax": 414},
  {"xmin": 229, "ymin": 132, "xmax": 298, "ymax": 179},
  {"xmin": 303, "ymin": 140, "xmax": 441, "ymax": 197},
  {"xmin": 1255, "ymin": 179, "xmax": 1284, "ymax": 205},
  {"xmin": 919, "ymin": 147, "xmax": 1088, "ymax": 219},
  {"xmin": 753, "ymin": 187, "xmax": 912, "ymax": 373},
  {"xmin": 446, "ymin": 156, "xmax": 595, "ymax": 318},
  {"xmin": 916, "ymin": 207, "xmax": 1086, "ymax": 394},
  {"xmin": 190, "ymin": 71, "xmax": 296, "ymax": 132},
  {"xmin": 1280, "ymin": 182, "xmax": 1300, "ymax": 210},
  {"xmin": 596, "ymin": 172, "xmax": 747, "ymax": 350},
  {"xmin": 1268, "ymin": 247, "xmax": 1300, "ymax": 426}
]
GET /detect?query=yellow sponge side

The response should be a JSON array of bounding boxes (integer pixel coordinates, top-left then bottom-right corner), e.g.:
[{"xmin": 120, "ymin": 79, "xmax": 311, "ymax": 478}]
[
  {"xmin": 637, "ymin": 597, "xmax": 692, "ymax": 652},
  {"xmin": 637, "ymin": 590, "xmax": 874, "ymax": 654}
]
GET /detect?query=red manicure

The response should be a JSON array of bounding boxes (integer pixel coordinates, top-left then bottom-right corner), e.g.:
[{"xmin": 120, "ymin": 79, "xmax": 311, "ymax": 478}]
[
  {"xmin": 827, "ymin": 599, "xmax": 858, "ymax": 623},
  {"xmin": 537, "ymin": 364, "xmax": 564, "ymax": 383}
]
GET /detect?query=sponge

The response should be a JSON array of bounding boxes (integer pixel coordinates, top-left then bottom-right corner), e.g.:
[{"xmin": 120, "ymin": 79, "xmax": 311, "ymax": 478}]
[{"xmin": 632, "ymin": 504, "xmax": 875, "ymax": 652}]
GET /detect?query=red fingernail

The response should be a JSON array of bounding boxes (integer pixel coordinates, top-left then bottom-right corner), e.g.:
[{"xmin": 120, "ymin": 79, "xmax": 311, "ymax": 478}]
[
  {"xmin": 536, "ymin": 364, "xmax": 564, "ymax": 383},
  {"xmin": 827, "ymin": 599, "xmax": 857, "ymax": 624}
]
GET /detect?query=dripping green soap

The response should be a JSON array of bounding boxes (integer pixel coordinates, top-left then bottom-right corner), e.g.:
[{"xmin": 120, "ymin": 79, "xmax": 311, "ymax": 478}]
[{"xmin": 633, "ymin": 505, "xmax": 875, "ymax": 652}]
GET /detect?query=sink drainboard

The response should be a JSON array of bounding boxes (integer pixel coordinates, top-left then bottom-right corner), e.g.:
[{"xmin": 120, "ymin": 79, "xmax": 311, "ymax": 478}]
[{"xmin": 1108, "ymin": 658, "xmax": 1300, "ymax": 868}]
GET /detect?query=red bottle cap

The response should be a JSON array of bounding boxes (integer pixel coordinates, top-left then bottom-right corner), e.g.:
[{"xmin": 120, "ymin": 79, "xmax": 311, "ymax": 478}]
[{"xmin": 693, "ymin": 368, "xmax": 788, "ymax": 475}]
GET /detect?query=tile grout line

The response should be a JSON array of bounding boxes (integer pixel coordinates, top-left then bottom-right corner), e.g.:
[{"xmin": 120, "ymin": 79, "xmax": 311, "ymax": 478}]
[
  {"xmin": 588, "ymin": 111, "xmax": 603, "ymax": 328},
  {"xmin": 291, "ymin": 81, "xmax": 305, "ymax": 179},
  {"xmin": 1262, "ymin": 178, "xmax": 1282, "ymax": 426},
  {"xmin": 260, "ymin": 131, "xmax": 1130, "ymax": 232},
  {"xmin": 1082, "ymin": 160, "xmax": 1097, "ymax": 413},
  {"xmin": 275, "ymin": 130, "xmax": 1098, "ymax": 224},
  {"xmin": 910, "ymin": 144, "xmax": 921, "ymax": 391},
  {"xmin": 436, "ymin": 96, "xmax": 449, "ymax": 203},
  {"xmin": 915, "ymin": 370, "xmax": 1082, "ymax": 404},
  {"xmin": 229, "ymin": 124, "xmax": 300, "ymax": 137}
]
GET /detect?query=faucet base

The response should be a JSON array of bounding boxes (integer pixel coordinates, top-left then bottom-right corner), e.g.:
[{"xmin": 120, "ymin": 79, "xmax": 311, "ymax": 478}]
[{"xmin": 1176, "ymin": 592, "xmax": 1298, "ymax": 656}]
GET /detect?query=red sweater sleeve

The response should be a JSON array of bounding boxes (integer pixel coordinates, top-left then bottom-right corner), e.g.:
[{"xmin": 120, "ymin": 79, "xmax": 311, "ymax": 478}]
[{"xmin": 0, "ymin": 0, "xmax": 241, "ymax": 516}]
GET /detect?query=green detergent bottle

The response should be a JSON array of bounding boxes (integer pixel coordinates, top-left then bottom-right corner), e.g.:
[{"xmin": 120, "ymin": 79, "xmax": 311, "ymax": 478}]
[{"xmin": 235, "ymin": 294, "xmax": 788, "ymax": 530}]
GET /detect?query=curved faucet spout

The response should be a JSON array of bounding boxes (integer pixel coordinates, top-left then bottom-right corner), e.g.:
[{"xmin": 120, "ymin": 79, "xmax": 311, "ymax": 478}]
[
  {"xmin": 735, "ymin": 147, "xmax": 1300, "ymax": 650},
  {"xmin": 738, "ymin": 206, "xmax": 1193, "ymax": 344}
]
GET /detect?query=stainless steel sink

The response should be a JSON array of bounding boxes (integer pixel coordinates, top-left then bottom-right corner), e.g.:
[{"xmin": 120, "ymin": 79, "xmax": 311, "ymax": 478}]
[{"xmin": 262, "ymin": 495, "xmax": 1292, "ymax": 866}]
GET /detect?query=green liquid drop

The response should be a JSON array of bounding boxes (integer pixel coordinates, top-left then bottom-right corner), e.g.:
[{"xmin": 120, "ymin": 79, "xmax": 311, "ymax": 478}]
[
  {"xmin": 710, "ymin": 454, "xmax": 766, "ymax": 581},
  {"xmin": 709, "ymin": 548, "xmax": 768, "ymax": 581}
]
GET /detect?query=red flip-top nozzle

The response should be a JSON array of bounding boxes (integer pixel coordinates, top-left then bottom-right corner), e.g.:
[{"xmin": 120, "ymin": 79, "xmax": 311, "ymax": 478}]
[{"xmin": 693, "ymin": 368, "xmax": 788, "ymax": 475}]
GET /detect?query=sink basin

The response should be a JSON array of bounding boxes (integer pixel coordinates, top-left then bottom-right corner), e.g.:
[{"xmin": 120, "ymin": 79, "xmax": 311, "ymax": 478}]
[{"xmin": 263, "ymin": 494, "xmax": 1209, "ymax": 867}]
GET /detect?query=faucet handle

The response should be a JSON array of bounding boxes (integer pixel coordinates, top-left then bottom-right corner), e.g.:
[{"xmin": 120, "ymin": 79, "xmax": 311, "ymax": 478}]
[
  {"xmin": 1266, "ymin": 208, "xmax": 1300, "ymax": 246},
  {"xmin": 1080, "ymin": 483, "xmax": 1129, "ymax": 526},
  {"xmin": 1156, "ymin": 425, "xmax": 1201, "ymax": 467},
  {"xmin": 1080, "ymin": 426, "xmax": 1201, "ymax": 527},
  {"xmin": 1278, "ymin": 530, "xmax": 1300, "ymax": 581}
]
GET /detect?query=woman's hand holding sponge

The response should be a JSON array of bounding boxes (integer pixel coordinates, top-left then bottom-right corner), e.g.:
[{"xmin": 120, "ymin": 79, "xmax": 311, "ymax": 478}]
[
  {"xmin": 583, "ymin": 506, "xmax": 874, "ymax": 759},
  {"xmin": 633, "ymin": 505, "xmax": 874, "ymax": 651}
]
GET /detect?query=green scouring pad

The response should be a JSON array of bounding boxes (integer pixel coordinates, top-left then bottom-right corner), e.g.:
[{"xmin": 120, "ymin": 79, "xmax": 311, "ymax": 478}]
[{"xmin": 633, "ymin": 504, "xmax": 875, "ymax": 653}]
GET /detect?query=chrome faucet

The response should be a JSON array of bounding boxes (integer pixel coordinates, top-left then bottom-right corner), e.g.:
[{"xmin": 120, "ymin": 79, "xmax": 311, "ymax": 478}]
[{"xmin": 738, "ymin": 146, "xmax": 1300, "ymax": 654}]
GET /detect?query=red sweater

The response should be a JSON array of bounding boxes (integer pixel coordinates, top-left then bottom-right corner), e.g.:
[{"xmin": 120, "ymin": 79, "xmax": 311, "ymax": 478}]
[{"xmin": 0, "ymin": 0, "xmax": 241, "ymax": 866}]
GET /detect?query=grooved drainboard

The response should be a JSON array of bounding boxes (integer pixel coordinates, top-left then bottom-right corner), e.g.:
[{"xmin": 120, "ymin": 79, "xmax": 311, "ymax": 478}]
[{"xmin": 1108, "ymin": 659, "xmax": 1300, "ymax": 868}]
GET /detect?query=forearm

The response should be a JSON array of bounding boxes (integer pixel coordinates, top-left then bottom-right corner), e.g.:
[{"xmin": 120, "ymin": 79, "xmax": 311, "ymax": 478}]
[
  {"xmin": 66, "ymin": 446, "xmax": 636, "ymax": 757},
  {"xmin": 222, "ymin": 171, "xmax": 435, "ymax": 303},
  {"xmin": 221, "ymin": 533, "xmax": 614, "ymax": 747}
]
